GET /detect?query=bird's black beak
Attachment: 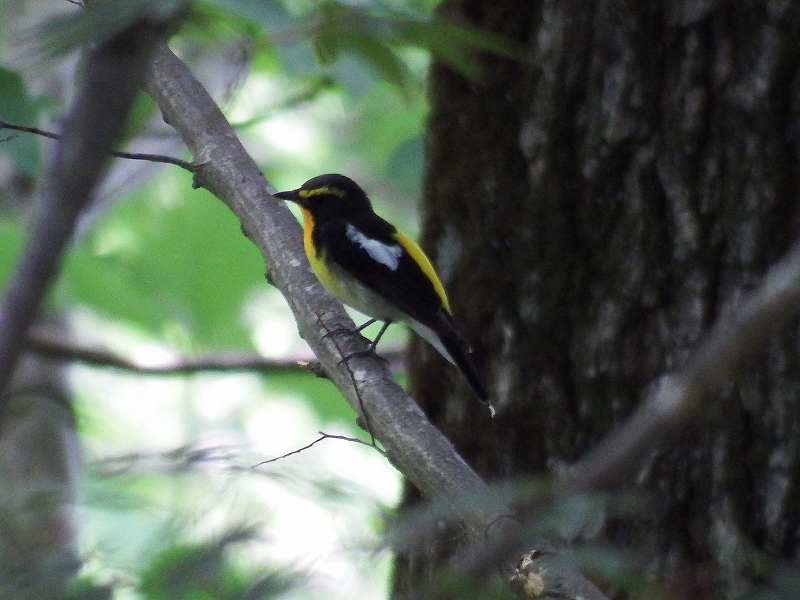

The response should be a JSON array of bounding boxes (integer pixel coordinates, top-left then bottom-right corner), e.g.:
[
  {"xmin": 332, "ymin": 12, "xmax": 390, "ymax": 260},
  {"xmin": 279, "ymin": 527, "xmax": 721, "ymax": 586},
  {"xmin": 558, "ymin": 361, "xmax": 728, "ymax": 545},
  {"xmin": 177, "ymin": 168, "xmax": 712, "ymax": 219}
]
[
  {"xmin": 274, "ymin": 189, "xmax": 300, "ymax": 203},
  {"xmin": 274, "ymin": 189, "xmax": 311, "ymax": 209}
]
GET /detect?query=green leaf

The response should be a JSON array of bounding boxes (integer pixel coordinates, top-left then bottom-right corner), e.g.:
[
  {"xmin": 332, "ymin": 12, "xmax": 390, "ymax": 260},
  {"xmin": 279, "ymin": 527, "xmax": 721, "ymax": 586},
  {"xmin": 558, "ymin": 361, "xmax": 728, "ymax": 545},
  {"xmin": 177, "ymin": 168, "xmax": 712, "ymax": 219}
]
[
  {"xmin": 308, "ymin": 2, "xmax": 521, "ymax": 91},
  {"xmin": 187, "ymin": 0, "xmax": 521, "ymax": 95},
  {"xmin": 66, "ymin": 576, "xmax": 113, "ymax": 600},
  {"xmin": 336, "ymin": 30, "xmax": 415, "ymax": 92},
  {"xmin": 140, "ymin": 541, "xmax": 232, "ymax": 600},
  {"xmin": 0, "ymin": 67, "xmax": 43, "ymax": 176},
  {"xmin": 140, "ymin": 530, "xmax": 295, "ymax": 600}
]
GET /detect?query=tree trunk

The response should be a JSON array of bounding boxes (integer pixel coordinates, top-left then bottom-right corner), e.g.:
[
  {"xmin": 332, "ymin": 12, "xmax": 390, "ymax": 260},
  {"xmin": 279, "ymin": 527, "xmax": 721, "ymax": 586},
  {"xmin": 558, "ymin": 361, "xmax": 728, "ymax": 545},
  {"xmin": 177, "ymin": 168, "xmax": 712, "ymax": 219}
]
[{"xmin": 396, "ymin": 1, "xmax": 800, "ymax": 597}]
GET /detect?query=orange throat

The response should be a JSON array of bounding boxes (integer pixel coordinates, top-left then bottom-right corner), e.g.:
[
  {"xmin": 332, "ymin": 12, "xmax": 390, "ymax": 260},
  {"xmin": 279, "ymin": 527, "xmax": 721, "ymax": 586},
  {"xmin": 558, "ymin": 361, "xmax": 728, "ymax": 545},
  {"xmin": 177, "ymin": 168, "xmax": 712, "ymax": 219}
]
[{"xmin": 300, "ymin": 207, "xmax": 316, "ymax": 260}]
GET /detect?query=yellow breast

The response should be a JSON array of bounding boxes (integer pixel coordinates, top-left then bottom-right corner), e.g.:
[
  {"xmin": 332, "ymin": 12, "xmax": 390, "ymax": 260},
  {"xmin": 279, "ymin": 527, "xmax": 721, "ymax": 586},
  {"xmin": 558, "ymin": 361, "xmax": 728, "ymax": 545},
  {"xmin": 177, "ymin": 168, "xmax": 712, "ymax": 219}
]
[{"xmin": 299, "ymin": 207, "xmax": 402, "ymax": 320}]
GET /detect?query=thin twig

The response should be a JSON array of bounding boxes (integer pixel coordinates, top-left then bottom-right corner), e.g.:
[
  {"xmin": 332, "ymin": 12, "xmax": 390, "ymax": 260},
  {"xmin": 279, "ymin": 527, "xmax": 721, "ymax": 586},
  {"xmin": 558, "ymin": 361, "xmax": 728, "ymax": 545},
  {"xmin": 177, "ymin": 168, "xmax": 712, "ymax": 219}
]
[
  {"xmin": 253, "ymin": 431, "xmax": 386, "ymax": 467},
  {"xmin": 0, "ymin": 120, "xmax": 195, "ymax": 171},
  {"xmin": 317, "ymin": 312, "xmax": 378, "ymax": 445},
  {"xmin": 111, "ymin": 149, "xmax": 194, "ymax": 170},
  {"xmin": 25, "ymin": 328, "xmax": 404, "ymax": 375},
  {"xmin": 0, "ymin": 121, "xmax": 60, "ymax": 141},
  {"xmin": 27, "ymin": 335, "xmax": 301, "ymax": 374}
]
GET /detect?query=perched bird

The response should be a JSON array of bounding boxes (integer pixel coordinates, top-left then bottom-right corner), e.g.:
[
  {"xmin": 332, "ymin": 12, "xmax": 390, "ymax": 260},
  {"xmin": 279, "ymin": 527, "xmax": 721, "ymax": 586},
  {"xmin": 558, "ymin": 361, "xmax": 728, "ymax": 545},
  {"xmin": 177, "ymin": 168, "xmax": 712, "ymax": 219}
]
[{"xmin": 275, "ymin": 174, "xmax": 493, "ymax": 416}]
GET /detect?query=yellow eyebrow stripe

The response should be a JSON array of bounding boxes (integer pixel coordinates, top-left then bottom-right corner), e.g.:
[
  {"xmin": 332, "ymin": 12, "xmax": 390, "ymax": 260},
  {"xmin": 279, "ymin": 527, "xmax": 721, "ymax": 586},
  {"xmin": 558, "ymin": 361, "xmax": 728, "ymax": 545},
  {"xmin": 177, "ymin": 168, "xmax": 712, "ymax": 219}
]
[
  {"xmin": 298, "ymin": 186, "xmax": 346, "ymax": 199},
  {"xmin": 393, "ymin": 230, "xmax": 451, "ymax": 312}
]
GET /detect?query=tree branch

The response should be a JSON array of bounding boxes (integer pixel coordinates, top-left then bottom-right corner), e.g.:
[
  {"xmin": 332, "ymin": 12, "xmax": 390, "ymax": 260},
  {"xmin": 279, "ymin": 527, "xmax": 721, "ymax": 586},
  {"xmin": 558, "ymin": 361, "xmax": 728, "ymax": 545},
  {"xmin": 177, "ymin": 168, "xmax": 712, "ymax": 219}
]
[
  {"xmin": 25, "ymin": 327, "xmax": 405, "ymax": 376},
  {"xmin": 0, "ymin": 18, "xmax": 173, "ymax": 408},
  {"xmin": 253, "ymin": 431, "xmax": 385, "ymax": 466},
  {"xmin": 26, "ymin": 332, "xmax": 303, "ymax": 375},
  {"xmin": 144, "ymin": 46, "xmax": 608, "ymax": 600},
  {"xmin": 0, "ymin": 120, "xmax": 195, "ymax": 171}
]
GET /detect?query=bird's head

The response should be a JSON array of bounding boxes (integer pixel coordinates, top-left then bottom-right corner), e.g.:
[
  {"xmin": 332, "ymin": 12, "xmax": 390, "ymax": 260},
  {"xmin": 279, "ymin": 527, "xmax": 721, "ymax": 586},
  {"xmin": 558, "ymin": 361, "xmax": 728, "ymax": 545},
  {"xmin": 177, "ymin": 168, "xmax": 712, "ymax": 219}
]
[{"xmin": 274, "ymin": 174, "xmax": 372, "ymax": 219}]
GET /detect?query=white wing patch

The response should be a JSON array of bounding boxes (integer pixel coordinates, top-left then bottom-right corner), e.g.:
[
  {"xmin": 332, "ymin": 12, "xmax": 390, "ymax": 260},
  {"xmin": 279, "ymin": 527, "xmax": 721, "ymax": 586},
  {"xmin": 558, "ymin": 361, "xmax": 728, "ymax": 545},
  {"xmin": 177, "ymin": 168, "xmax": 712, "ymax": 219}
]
[{"xmin": 346, "ymin": 224, "xmax": 403, "ymax": 271}]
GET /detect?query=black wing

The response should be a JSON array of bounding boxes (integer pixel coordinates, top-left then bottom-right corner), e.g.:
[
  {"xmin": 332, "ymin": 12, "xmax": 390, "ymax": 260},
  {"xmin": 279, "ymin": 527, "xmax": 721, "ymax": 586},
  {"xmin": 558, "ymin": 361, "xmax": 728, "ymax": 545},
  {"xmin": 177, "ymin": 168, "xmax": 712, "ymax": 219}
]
[
  {"xmin": 314, "ymin": 214, "xmax": 444, "ymax": 326},
  {"xmin": 319, "ymin": 214, "xmax": 490, "ymax": 406}
]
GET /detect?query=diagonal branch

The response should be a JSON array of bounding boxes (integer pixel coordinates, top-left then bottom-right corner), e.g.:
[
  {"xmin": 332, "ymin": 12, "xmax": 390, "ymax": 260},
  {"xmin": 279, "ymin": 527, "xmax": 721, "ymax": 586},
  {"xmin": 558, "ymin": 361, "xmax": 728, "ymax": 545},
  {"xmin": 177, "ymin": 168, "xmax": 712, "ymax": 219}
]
[
  {"xmin": 145, "ymin": 46, "xmax": 607, "ymax": 600},
  {"xmin": 145, "ymin": 44, "xmax": 491, "ymax": 511},
  {"xmin": 0, "ymin": 18, "xmax": 173, "ymax": 408}
]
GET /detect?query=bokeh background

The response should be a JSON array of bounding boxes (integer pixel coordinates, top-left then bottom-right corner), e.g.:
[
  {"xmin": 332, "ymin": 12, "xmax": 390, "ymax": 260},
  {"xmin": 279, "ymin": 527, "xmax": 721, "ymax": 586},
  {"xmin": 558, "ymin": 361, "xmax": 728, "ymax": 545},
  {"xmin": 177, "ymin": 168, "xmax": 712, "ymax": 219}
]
[{"xmin": 0, "ymin": 1, "xmax": 452, "ymax": 597}]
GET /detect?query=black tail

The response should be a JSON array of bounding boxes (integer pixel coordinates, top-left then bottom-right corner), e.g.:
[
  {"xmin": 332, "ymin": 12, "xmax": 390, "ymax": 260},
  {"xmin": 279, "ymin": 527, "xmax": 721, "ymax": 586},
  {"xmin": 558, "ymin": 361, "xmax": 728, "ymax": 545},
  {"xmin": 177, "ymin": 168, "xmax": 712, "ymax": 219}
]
[{"xmin": 440, "ymin": 335, "xmax": 493, "ymax": 414}]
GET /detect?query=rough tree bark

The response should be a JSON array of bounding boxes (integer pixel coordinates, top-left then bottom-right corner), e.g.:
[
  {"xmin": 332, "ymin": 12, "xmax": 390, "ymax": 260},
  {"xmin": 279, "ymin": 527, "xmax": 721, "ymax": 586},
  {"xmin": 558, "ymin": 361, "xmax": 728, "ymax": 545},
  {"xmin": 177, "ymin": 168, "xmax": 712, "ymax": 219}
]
[{"xmin": 397, "ymin": 1, "xmax": 800, "ymax": 598}]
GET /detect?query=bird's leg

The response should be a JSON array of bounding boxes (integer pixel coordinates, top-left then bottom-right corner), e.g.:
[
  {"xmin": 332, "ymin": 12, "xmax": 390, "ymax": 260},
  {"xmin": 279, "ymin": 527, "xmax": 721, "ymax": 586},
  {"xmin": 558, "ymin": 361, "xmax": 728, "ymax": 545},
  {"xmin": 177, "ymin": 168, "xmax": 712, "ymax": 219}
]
[
  {"xmin": 367, "ymin": 320, "xmax": 391, "ymax": 352},
  {"xmin": 321, "ymin": 317, "xmax": 376, "ymax": 342},
  {"xmin": 354, "ymin": 318, "xmax": 392, "ymax": 351},
  {"xmin": 355, "ymin": 318, "xmax": 377, "ymax": 333},
  {"xmin": 338, "ymin": 319, "xmax": 392, "ymax": 366}
]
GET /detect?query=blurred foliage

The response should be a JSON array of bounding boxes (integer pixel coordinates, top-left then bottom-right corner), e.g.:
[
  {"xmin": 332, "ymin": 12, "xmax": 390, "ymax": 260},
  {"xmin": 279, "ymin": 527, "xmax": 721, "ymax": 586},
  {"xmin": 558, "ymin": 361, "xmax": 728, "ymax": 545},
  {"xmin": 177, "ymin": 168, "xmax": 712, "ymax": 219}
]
[
  {"xmin": 0, "ymin": 0, "xmax": 523, "ymax": 598},
  {"xmin": 138, "ymin": 529, "xmax": 295, "ymax": 600},
  {"xmin": 63, "ymin": 177, "xmax": 263, "ymax": 348},
  {"xmin": 188, "ymin": 0, "xmax": 518, "ymax": 89},
  {"xmin": 1, "ymin": 459, "xmax": 304, "ymax": 600},
  {"xmin": 0, "ymin": 0, "xmax": 489, "ymax": 424}
]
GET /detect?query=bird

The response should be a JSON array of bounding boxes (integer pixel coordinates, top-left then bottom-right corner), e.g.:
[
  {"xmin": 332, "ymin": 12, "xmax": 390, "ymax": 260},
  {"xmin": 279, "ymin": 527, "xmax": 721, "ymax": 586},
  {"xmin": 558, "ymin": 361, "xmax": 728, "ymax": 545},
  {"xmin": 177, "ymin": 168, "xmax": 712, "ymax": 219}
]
[{"xmin": 274, "ymin": 174, "xmax": 494, "ymax": 416}]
